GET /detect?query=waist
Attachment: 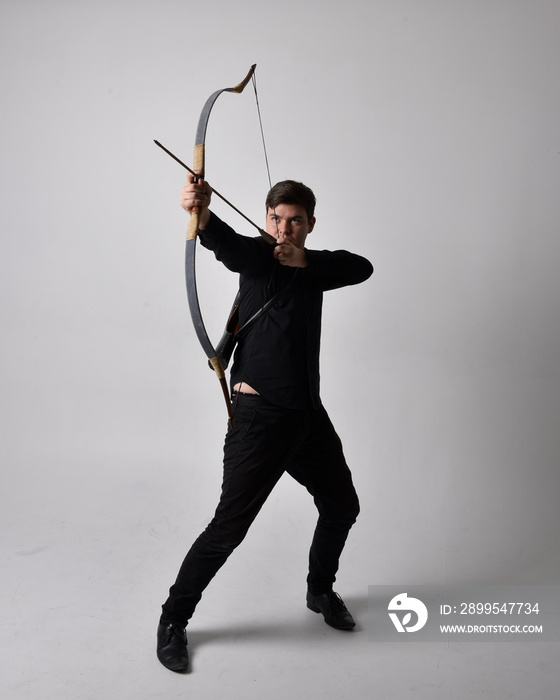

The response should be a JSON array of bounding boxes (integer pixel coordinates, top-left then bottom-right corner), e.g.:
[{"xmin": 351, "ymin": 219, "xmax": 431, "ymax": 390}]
[{"xmin": 232, "ymin": 382, "xmax": 260, "ymax": 395}]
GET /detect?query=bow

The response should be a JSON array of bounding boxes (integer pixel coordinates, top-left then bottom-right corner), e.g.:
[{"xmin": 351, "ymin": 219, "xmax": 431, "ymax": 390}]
[{"xmin": 184, "ymin": 64, "xmax": 261, "ymax": 426}]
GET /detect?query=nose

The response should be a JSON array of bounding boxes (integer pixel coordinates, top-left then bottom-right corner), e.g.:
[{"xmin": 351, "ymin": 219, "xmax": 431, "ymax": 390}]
[{"xmin": 279, "ymin": 220, "xmax": 291, "ymax": 236}]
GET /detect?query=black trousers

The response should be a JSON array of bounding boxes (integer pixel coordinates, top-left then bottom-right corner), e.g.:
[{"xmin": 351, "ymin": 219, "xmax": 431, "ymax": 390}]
[{"xmin": 161, "ymin": 394, "xmax": 360, "ymax": 626}]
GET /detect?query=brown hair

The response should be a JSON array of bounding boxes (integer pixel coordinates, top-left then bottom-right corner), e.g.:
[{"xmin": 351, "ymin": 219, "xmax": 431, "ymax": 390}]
[{"xmin": 265, "ymin": 180, "xmax": 316, "ymax": 221}]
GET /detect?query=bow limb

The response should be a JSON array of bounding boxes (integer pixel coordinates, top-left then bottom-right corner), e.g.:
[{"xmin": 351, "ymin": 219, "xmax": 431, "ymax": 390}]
[
  {"xmin": 185, "ymin": 239, "xmax": 232, "ymax": 422},
  {"xmin": 185, "ymin": 64, "xmax": 257, "ymax": 426},
  {"xmin": 186, "ymin": 64, "xmax": 256, "ymax": 242}
]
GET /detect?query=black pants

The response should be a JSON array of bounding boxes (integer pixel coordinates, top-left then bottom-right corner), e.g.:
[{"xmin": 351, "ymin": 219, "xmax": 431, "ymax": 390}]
[{"xmin": 161, "ymin": 395, "xmax": 360, "ymax": 626}]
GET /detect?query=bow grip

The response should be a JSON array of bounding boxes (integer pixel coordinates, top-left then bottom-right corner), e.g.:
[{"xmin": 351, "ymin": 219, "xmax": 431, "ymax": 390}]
[
  {"xmin": 187, "ymin": 210, "xmax": 199, "ymax": 241},
  {"xmin": 186, "ymin": 143, "xmax": 205, "ymax": 241}
]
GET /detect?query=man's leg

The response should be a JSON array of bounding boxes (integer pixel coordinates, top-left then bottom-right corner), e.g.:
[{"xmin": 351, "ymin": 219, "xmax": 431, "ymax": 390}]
[
  {"xmin": 160, "ymin": 395, "xmax": 308, "ymax": 626},
  {"xmin": 286, "ymin": 405, "xmax": 360, "ymax": 629}
]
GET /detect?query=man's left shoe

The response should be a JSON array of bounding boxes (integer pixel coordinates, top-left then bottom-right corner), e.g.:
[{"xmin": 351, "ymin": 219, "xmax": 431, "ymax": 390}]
[{"xmin": 306, "ymin": 590, "xmax": 356, "ymax": 630}]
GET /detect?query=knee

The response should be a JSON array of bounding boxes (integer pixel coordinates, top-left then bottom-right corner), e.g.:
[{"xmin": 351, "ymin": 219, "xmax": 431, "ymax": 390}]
[
  {"xmin": 343, "ymin": 494, "xmax": 360, "ymax": 525},
  {"xmin": 349, "ymin": 494, "xmax": 360, "ymax": 523},
  {"xmin": 319, "ymin": 492, "xmax": 360, "ymax": 529},
  {"xmin": 338, "ymin": 490, "xmax": 360, "ymax": 524}
]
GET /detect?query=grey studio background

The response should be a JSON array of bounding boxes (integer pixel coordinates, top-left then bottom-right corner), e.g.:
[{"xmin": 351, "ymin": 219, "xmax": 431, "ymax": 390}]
[{"xmin": 1, "ymin": 1, "xmax": 559, "ymax": 699}]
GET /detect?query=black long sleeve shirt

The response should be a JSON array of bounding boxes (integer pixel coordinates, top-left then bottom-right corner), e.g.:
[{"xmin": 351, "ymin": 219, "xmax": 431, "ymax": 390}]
[{"xmin": 199, "ymin": 213, "xmax": 373, "ymax": 410}]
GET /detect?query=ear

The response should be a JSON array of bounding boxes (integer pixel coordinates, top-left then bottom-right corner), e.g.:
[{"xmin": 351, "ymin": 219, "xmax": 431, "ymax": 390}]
[{"xmin": 307, "ymin": 216, "xmax": 316, "ymax": 233}]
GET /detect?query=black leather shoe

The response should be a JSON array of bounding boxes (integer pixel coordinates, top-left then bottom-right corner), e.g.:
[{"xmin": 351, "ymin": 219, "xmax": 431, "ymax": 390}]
[
  {"xmin": 157, "ymin": 621, "xmax": 189, "ymax": 672},
  {"xmin": 306, "ymin": 591, "xmax": 356, "ymax": 630}
]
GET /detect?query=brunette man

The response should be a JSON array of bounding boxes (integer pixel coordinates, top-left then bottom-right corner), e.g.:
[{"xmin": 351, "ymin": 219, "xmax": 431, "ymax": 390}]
[{"xmin": 157, "ymin": 172, "xmax": 373, "ymax": 672}]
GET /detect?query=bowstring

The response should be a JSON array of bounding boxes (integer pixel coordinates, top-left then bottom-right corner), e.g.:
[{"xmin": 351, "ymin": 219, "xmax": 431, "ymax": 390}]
[
  {"xmin": 230, "ymin": 70, "xmax": 279, "ymax": 422},
  {"xmin": 251, "ymin": 69, "xmax": 280, "ymax": 278},
  {"xmin": 252, "ymin": 72, "xmax": 273, "ymax": 190},
  {"xmin": 251, "ymin": 69, "xmax": 279, "ymax": 248}
]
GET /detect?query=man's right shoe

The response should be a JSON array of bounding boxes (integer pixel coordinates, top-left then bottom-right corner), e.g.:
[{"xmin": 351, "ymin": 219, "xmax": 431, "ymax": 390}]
[{"xmin": 156, "ymin": 621, "xmax": 189, "ymax": 672}]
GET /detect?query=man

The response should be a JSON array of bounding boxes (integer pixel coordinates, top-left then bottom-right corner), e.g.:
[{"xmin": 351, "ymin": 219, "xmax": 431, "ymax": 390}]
[{"xmin": 157, "ymin": 172, "xmax": 373, "ymax": 672}]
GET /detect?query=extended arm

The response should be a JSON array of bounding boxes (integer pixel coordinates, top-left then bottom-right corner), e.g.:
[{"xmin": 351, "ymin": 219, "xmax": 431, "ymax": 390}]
[{"xmin": 304, "ymin": 248, "xmax": 374, "ymax": 290}]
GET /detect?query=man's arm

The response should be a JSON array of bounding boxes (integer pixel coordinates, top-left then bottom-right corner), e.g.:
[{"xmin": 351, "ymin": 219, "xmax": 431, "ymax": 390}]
[
  {"xmin": 179, "ymin": 172, "xmax": 372, "ymax": 285},
  {"xmin": 304, "ymin": 248, "xmax": 374, "ymax": 291},
  {"xmin": 180, "ymin": 171, "xmax": 267, "ymax": 275}
]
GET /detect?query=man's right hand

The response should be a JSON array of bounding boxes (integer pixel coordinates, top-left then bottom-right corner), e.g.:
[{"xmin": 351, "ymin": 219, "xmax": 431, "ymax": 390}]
[{"xmin": 180, "ymin": 171, "xmax": 212, "ymax": 229}]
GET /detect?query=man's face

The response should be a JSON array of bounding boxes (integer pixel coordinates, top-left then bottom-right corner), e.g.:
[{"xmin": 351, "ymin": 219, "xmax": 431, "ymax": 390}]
[{"xmin": 265, "ymin": 203, "xmax": 315, "ymax": 248}]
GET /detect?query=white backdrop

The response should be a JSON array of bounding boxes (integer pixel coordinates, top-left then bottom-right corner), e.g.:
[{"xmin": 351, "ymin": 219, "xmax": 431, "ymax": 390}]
[{"xmin": 2, "ymin": 1, "xmax": 559, "ymax": 698}]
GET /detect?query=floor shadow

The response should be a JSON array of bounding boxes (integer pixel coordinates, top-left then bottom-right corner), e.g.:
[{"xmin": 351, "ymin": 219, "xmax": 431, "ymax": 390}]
[{"xmin": 188, "ymin": 592, "xmax": 370, "ymax": 649}]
